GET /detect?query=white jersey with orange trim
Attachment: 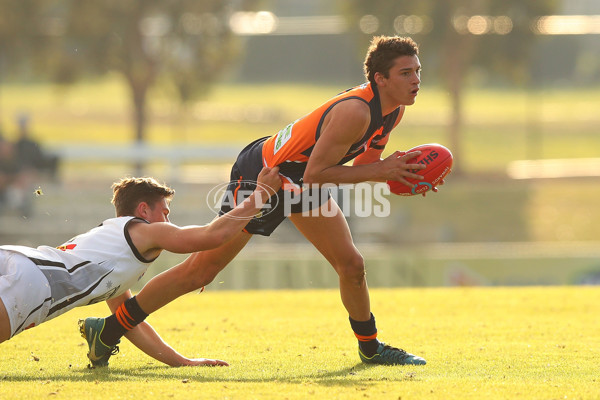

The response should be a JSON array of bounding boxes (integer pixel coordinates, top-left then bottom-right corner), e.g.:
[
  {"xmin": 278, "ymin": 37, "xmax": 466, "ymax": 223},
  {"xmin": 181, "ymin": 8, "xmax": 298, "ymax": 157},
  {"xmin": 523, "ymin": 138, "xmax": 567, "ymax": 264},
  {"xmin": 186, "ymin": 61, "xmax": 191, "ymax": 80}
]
[{"xmin": 0, "ymin": 216, "xmax": 155, "ymax": 324}]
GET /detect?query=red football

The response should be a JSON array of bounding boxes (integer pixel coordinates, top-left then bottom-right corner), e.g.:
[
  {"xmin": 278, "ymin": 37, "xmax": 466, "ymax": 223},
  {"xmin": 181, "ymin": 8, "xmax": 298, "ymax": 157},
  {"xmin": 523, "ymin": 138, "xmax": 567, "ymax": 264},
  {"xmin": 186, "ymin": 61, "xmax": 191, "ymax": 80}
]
[{"xmin": 387, "ymin": 143, "xmax": 453, "ymax": 196}]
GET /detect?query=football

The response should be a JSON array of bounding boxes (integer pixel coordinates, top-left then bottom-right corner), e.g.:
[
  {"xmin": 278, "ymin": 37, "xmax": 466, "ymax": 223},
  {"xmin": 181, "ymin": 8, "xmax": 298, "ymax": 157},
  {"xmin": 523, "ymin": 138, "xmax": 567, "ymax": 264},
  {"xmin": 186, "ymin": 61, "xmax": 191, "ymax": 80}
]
[{"xmin": 387, "ymin": 143, "xmax": 453, "ymax": 196}]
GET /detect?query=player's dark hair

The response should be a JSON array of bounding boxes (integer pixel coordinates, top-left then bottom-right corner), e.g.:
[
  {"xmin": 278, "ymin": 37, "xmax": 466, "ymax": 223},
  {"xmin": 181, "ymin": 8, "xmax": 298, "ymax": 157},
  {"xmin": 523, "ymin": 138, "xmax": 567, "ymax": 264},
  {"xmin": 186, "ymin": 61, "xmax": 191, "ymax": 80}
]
[
  {"xmin": 364, "ymin": 36, "xmax": 419, "ymax": 84},
  {"xmin": 111, "ymin": 177, "xmax": 175, "ymax": 217}
]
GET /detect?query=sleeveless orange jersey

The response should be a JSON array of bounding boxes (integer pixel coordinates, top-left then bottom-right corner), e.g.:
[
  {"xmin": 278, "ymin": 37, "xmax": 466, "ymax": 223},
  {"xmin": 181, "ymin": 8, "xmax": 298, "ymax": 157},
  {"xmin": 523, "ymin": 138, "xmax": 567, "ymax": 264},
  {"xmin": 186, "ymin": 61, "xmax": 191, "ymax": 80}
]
[{"xmin": 261, "ymin": 82, "xmax": 403, "ymax": 187}]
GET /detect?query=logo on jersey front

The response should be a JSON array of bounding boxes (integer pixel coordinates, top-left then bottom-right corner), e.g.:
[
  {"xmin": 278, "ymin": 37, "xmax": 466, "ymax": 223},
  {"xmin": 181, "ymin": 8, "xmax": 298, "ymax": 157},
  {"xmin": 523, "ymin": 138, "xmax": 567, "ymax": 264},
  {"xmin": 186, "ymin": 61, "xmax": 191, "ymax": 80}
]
[{"xmin": 273, "ymin": 120, "xmax": 296, "ymax": 154}]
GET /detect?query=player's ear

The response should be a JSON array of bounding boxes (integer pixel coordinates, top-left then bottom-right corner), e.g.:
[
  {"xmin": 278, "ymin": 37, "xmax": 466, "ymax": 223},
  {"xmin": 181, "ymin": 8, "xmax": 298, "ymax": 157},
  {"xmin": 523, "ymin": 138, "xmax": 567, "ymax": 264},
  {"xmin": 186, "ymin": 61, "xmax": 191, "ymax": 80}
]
[
  {"xmin": 374, "ymin": 71, "xmax": 386, "ymax": 86},
  {"xmin": 135, "ymin": 201, "xmax": 151, "ymax": 220}
]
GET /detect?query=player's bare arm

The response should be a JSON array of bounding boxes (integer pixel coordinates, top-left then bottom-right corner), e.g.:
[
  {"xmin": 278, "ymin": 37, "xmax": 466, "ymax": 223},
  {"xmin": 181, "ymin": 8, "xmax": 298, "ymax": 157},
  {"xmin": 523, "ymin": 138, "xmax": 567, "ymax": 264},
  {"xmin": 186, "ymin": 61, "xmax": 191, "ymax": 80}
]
[
  {"xmin": 352, "ymin": 106, "xmax": 404, "ymax": 166},
  {"xmin": 303, "ymin": 99, "xmax": 371, "ymax": 184},
  {"xmin": 303, "ymin": 100, "xmax": 423, "ymax": 184},
  {"xmin": 105, "ymin": 292, "xmax": 228, "ymax": 367},
  {"xmin": 353, "ymin": 144, "xmax": 429, "ymax": 188},
  {"xmin": 131, "ymin": 166, "xmax": 281, "ymax": 258},
  {"xmin": 352, "ymin": 142, "xmax": 387, "ymax": 166}
]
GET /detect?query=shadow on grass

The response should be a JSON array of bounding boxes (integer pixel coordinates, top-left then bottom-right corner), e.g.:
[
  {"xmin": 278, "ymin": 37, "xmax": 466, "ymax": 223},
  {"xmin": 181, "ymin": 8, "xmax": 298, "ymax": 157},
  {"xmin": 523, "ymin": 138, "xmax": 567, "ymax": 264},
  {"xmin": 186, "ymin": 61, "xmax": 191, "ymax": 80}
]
[{"xmin": 1, "ymin": 362, "xmax": 423, "ymax": 386}]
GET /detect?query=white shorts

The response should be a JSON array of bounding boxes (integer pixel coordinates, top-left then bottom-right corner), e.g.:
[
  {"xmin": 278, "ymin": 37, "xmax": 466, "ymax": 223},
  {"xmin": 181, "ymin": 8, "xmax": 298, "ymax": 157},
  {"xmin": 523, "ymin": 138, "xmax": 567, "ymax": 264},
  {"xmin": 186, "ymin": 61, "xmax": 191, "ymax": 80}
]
[{"xmin": 0, "ymin": 249, "xmax": 52, "ymax": 338}]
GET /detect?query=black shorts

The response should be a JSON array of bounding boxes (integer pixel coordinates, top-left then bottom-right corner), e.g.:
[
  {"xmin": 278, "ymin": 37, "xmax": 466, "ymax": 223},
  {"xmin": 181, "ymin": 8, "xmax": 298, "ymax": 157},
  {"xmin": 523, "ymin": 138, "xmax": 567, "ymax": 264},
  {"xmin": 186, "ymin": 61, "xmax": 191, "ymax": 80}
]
[{"xmin": 219, "ymin": 137, "xmax": 330, "ymax": 236}]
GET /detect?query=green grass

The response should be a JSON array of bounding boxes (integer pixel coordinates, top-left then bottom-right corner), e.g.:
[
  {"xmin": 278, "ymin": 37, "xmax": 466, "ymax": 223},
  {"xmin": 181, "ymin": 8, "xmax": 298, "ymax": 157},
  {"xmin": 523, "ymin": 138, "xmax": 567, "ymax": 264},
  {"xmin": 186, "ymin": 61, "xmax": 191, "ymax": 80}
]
[{"xmin": 1, "ymin": 287, "xmax": 599, "ymax": 399}]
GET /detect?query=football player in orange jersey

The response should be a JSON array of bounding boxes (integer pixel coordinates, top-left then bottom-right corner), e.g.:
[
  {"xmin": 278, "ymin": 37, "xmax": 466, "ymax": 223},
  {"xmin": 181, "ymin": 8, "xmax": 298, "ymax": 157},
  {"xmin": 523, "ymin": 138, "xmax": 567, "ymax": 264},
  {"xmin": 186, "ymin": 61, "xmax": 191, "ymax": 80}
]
[{"xmin": 83, "ymin": 36, "xmax": 432, "ymax": 366}]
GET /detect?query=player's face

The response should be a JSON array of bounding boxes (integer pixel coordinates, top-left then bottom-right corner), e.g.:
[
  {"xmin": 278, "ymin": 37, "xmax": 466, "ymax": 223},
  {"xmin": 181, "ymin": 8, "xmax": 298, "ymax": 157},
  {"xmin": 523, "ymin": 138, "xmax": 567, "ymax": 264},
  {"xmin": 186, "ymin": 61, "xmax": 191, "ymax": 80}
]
[
  {"xmin": 147, "ymin": 198, "xmax": 171, "ymax": 223},
  {"xmin": 377, "ymin": 55, "xmax": 421, "ymax": 106}
]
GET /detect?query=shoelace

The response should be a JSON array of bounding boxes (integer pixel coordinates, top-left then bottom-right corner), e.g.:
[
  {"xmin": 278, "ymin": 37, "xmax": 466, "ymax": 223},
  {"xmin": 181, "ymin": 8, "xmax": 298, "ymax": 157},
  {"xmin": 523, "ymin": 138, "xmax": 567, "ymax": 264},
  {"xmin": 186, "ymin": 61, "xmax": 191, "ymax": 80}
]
[{"xmin": 380, "ymin": 344, "xmax": 410, "ymax": 361}]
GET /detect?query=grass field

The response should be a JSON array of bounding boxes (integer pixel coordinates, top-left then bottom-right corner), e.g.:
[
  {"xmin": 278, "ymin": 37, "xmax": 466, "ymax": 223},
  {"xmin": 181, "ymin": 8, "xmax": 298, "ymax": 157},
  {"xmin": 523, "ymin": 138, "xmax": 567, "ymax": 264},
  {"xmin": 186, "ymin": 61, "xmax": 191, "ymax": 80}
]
[{"xmin": 1, "ymin": 287, "xmax": 599, "ymax": 400}]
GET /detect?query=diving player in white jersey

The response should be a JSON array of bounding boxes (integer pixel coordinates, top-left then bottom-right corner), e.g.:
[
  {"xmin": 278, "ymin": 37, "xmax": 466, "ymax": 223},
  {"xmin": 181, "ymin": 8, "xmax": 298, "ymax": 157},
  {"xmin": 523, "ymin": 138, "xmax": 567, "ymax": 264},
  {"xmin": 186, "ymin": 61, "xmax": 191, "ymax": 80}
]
[{"xmin": 0, "ymin": 166, "xmax": 281, "ymax": 367}]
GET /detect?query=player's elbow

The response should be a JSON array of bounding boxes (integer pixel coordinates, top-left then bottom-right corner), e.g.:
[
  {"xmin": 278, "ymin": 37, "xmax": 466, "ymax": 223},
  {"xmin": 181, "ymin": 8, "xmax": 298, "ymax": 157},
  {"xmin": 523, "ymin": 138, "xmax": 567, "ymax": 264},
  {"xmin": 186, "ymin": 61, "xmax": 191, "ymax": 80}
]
[{"xmin": 302, "ymin": 170, "xmax": 320, "ymax": 185}]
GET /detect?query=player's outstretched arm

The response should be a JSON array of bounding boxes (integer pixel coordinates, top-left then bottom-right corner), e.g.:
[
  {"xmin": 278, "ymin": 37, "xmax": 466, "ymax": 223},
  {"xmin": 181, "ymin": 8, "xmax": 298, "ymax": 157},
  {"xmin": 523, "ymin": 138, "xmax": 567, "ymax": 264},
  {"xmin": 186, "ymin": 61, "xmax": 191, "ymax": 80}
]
[
  {"xmin": 124, "ymin": 321, "xmax": 228, "ymax": 367},
  {"xmin": 132, "ymin": 166, "xmax": 281, "ymax": 255},
  {"xmin": 106, "ymin": 292, "xmax": 228, "ymax": 367}
]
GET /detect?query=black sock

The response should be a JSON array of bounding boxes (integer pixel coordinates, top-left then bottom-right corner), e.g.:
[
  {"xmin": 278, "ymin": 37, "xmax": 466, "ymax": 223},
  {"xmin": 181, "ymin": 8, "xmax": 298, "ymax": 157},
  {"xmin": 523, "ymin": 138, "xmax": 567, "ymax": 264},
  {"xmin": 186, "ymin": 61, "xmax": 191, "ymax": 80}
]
[
  {"xmin": 349, "ymin": 313, "xmax": 380, "ymax": 357},
  {"xmin": 100, "ymin": 296, "xmax": 148, "ymax": 346}
]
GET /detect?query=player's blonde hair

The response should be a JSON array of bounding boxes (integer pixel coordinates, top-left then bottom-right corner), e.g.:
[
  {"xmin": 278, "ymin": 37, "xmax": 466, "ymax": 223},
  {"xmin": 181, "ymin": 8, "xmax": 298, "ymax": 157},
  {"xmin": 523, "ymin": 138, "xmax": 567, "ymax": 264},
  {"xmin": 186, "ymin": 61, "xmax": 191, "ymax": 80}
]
[
  {"xmin": 364, "ymin": 36, "xmax": 419, "ymax": 84},
  {"xmin": 111, "ymin": 177, "xmax": 175, "ymax": 217}
]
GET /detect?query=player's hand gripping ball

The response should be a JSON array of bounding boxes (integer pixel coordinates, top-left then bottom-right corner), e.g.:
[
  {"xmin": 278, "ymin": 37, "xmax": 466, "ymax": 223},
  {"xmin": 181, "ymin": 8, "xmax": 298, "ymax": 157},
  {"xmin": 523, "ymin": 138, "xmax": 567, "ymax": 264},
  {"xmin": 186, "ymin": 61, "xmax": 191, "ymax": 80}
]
[{"xmin": 387, "ymin": 143, "xmax": 453, "ymax": 196}]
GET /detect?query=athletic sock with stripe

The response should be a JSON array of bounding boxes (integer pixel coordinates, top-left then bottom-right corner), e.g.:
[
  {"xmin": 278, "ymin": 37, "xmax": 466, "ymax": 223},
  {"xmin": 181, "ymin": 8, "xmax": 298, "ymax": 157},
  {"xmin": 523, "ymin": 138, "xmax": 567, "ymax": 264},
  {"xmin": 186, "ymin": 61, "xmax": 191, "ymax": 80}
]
[
  {"xmin": 100, "ymin": 296, "xmax": 148, "ymax": 346},
  {"xmin": 349, "ymin": 313, "xmax": 380, "ymax": 357}
]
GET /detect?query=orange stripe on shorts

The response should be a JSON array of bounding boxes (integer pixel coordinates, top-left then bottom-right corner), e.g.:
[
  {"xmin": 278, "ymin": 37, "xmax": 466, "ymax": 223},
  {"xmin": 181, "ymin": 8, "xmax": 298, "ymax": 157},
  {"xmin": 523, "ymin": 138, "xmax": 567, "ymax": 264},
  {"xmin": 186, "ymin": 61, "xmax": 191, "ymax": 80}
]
[{"xmin": 233, "ymin": 176, "xmax": 243, "ymax": 207}]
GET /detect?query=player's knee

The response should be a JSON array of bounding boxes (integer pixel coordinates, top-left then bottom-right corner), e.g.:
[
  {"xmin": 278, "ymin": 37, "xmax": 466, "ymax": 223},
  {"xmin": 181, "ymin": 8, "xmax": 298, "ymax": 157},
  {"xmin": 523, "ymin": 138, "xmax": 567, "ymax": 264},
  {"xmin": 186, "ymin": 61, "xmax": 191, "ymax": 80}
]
[{"xmin": 335, "ymin": 253, "xmax": 366, "ymax": 283}]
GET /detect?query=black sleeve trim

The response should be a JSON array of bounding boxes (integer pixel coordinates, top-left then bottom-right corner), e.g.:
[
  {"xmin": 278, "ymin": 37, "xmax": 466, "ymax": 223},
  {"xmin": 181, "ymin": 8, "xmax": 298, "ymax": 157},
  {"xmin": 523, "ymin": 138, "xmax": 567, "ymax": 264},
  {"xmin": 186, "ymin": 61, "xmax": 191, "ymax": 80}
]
[{"xmin": 124, "ymin": 218, "xmax": 158, "ymax": 264}]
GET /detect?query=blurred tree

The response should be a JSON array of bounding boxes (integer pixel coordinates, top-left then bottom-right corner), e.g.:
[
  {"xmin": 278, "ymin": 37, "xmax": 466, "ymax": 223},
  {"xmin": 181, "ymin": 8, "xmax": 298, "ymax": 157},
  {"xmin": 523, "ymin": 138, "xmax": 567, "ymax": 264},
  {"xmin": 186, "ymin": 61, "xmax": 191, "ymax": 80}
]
[
  {"xmin": 52, "ymin": 0, "xmax": 241, "ymax": 154},
  {"xmin": 0, "ymin": 0, "xmax": 64, "ymax": 126},
  {"xmin": 341, "ymin": 0, "xmax": 559, "ymax": 175},
  {"xmin": 1, "ymin": 0, "xmax": 262, "ymax": 150},
  {"xmin": 0, "ymin": 0, "xmax": 55, "ymax": 71}
]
